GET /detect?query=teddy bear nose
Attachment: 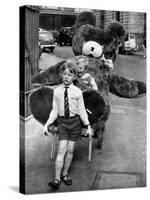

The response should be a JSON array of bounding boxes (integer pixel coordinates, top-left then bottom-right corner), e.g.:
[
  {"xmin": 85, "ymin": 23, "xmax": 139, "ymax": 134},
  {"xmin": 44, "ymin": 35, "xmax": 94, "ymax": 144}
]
[
  {"xmin": 91, "ymin": 47, "xmax": 95, "ymax": 51},
  {"xmin": 88, "ymin": 53, "xmax": 94, "ymax": 58}
]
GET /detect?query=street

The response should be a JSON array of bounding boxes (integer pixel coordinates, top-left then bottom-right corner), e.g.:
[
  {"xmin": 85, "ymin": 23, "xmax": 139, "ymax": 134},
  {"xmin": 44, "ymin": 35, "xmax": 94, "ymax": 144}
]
[
  {"xmin": 39, "ymin": 46, "xmax": 74, "ymax": 70},
  {"xmin": 22, "ymin": 45, "xmax": 146, "ymax": 194}
]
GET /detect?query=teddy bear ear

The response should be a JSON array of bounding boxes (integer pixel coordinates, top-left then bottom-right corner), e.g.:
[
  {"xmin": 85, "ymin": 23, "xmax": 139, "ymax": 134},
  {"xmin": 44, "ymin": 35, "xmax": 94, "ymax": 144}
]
[
  {"xmin": 75, "ymin": 11, "xmax": 96, "ymax": 29},
  {"xmin": 105, "ymin": 21, "xmax": 126, "ymax": 41}
]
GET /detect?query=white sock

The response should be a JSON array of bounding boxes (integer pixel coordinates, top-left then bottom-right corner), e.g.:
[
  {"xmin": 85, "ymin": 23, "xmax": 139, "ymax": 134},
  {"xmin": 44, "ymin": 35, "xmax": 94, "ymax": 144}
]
[
  {"xmin": 55, "ymin": 160, "xmax": 64, "ymax": 181},
  {"xmin": 62, "ymin": 153, "xmax": 73, "ymax": 176}
]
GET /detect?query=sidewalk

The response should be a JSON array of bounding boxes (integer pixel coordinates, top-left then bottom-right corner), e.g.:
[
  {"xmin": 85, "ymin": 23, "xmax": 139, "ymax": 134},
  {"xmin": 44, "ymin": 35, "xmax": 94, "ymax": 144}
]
[
  {"xmin": 22, "ymin": 96, "xmax": 146, "ymax": 194},
  {"xmin": 39, "ymin": 52, "xmax": 63, "ymax": 70},
  {"xmin": 132, "ymin": 48, "xmax": 146, "ymax": 58}
]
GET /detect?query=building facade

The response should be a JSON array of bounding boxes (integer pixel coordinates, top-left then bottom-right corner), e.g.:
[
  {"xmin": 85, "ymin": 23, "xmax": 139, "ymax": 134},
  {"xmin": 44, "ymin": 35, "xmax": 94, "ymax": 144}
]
[
  {"xmin": 95, "ymin": 10, "xmax": 146, "ymax": 45},
  {"xmin": 39, "ymin": 7, "xmax": 146, "ymax": 45},
  {"xmin": 39, "ymin": 6, "xmax": 93, "ymax": 31}
]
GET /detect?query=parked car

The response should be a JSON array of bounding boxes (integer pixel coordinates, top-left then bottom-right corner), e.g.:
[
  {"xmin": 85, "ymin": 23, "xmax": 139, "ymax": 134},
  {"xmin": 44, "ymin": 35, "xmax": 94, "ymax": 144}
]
[
  {"xmin": 39, "ymin": 28, "xmax": 56, "ymax": 52},
  {"xmin": 58, "ymin": 27, "xmax": 74, "ymax": 46},
  {"xmin": 50, "ymin": 30, "xmax": 59, "ymax": 44},
  {"xmin": 39, "ymin": 43, "xmax": 42, "ymax": 58},
  {"xmin": 38, "ymin": 28, "xmax": 45, "ymax": 33},
  {"xmin": 119, "ymin": 33, "xmax": 136, "ymax": 54}
]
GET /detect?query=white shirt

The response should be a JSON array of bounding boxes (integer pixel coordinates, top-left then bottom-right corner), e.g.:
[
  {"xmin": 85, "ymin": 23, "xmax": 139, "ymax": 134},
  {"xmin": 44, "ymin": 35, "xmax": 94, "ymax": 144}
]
[
  {"xmin": 48, "ymin": 83, "xmax": 90, "ymax": 126},
  {"xmin": 80, "ymin": 73, "xmax": 98, "ymax": 90}
]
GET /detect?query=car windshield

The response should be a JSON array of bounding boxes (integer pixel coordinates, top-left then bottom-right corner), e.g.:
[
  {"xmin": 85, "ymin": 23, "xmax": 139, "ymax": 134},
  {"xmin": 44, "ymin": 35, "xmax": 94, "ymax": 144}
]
[
  {"xmin": 130, "ymin": 34, "xmax": 135, "ymax": 39},
  {"xmin": 62, "ymin": 27, "xmax": 72, "ymax": 32},
  {"xmin": 39, "ymin": 32, "xmax": 53, "ymax": 40}
]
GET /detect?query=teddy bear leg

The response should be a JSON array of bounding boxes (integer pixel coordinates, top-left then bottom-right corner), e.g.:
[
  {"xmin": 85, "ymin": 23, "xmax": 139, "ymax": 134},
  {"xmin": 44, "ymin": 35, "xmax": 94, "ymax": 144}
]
[{"xmin": 95, "ymin": 124, "xmax": 105, "ymax": 150}]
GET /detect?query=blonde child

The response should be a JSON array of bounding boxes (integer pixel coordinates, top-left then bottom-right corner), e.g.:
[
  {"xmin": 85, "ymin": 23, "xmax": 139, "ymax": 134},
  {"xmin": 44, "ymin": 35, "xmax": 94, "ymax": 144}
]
[{"xmin": 76, "ymin": 56, "xmax": 98, "ymax": 90}]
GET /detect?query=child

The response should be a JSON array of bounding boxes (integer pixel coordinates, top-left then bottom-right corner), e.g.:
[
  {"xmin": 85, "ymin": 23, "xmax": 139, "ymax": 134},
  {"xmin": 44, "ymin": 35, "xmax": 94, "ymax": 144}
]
[
  {"xmin": 43, "ymin": 60, "xmax": 93, "ymax": 190},
  {"xmin": 75, "ymin": 55, "xmax": 98, "ymax": 90}
]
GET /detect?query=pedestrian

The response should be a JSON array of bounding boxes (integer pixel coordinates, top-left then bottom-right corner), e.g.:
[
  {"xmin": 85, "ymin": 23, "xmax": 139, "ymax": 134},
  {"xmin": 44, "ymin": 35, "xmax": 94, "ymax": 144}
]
[
  {"xmin": 43, "ymin": 60, "xmax": 93, "ymax": 190},
  {"xmin": 75, "ymin": 55, "xmax": 98, "ymax": 90},
  {"xmin": 58, "ymin": 29, "xmax": 64, "ymax": 46}
]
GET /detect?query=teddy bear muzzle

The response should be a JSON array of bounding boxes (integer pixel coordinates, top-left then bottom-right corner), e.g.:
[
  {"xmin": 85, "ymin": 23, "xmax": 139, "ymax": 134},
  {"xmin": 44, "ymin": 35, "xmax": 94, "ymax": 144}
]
[{"xmin": 82, "ymin": 41, "xmax": 104, "ymax": 58}]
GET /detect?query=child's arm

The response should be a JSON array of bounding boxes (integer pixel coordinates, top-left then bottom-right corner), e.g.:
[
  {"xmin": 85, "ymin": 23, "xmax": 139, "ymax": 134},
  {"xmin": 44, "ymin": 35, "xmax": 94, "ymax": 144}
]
[
  {"xmin": 90, "ymin": 77, "xmax": 98, "ymax": 90},
  {"xmin": 43, "ymin": 90, "xmax": 59, "ymax": 135},
  {"xmin": 78, "ymin": 91, "xmax": 93, "ymax": 137}
]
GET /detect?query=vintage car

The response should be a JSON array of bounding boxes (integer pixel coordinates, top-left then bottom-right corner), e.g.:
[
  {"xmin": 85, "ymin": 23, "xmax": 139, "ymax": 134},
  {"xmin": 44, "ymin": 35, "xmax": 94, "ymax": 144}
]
[
  {"xmin": 58, "ymin": 27, "xmax": 75, "ymax": 46},
  {"xmin": 39, "ymin": 28, "xmax": 56, "ymax": 52},
  {"xmin": 119, "ymin": 33, "xmax": 137, "ymax": 54}
]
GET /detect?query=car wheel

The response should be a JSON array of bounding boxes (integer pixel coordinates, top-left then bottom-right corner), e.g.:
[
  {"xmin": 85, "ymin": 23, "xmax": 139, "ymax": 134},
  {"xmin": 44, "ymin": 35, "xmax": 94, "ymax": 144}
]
[
  {"xmin": 42, "ymin": 47, "xmax": 46, "ymax": 52},
  {"xmin": 50, "ymin": 48, "xmax": 54, "ymax": 52},
  {"xmin": 39, "ymin": 46, "xmax": 42, "ymax": 58},
  {"xmin": 118, "ymin": 46, "xmax": 125, "ymax": 54}
]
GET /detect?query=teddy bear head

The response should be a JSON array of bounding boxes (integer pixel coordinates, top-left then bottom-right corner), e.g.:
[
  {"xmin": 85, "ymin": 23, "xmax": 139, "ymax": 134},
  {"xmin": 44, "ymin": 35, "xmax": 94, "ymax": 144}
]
[{"xmin": 72, "ymin": 11, "xmax": 126, "ymax": 63}]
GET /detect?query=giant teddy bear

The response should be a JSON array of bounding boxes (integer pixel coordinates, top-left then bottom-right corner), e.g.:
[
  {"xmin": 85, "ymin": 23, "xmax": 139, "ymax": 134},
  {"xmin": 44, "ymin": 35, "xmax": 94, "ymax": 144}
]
[{"xmin": 30, "ymin": 11, "xmax": 146, "ymax": 149}]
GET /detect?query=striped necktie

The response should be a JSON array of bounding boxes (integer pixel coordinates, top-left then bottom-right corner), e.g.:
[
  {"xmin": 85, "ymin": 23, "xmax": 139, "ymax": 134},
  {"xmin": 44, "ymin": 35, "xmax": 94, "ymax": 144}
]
[{"xmin": 64, "ymin": 86, "xmax": 69, "ymax": 118}]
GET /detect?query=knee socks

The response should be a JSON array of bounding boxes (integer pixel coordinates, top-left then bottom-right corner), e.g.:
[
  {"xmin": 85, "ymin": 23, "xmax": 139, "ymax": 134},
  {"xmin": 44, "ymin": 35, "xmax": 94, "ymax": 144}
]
[
  {"xmin": 55, "ymin": 160, "xmax": 64, "ymax": 181},
  {"xmin": 62, "ymin": 152, "xmax": 73, "ymax": 176}
]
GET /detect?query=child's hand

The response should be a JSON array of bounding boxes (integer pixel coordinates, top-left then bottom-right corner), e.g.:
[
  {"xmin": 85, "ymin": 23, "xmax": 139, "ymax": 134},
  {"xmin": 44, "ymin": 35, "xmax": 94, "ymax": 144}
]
[
  {"xmin": 85, "ymin": 125, "xmax": 93, "ymax": 138},
  {"xmin": 43, "ymin": 123, "xmax": 50, "ymax": 136},
  {"xmin": 105, "ymin": 59, "xmax": 113, "ymax": 70}
]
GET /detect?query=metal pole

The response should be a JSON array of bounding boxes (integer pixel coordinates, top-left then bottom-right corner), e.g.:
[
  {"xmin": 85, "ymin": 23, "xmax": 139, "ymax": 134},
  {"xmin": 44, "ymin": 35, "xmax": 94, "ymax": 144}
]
[{"xmin": 88, "ymin": 136, "xmax": 93, "ymax": 162}]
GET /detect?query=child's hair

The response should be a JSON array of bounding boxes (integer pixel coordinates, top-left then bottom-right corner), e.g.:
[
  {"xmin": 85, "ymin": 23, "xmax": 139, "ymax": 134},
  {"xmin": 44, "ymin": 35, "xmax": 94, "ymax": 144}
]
[
  {"xmin": 75, "ymin": 55, "xmax": 89, "ymax": 70},
  {"xmin": 61, "ymin": 60, "xmax": 77, "ymax": 75}
]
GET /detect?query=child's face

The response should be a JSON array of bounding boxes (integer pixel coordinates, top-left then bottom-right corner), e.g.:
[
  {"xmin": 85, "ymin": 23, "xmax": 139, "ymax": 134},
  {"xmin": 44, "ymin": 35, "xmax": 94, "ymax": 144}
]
[
  {"xmin": 77, "ymin": 58, "xmax": 87, "ymax": 77},
  {"xmin": 62, "ymin": 68, "xmax": 76, "ymax": 86}
]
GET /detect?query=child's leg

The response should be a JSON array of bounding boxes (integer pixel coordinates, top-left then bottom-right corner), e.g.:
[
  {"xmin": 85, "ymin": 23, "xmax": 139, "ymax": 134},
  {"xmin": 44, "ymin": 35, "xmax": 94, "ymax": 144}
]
[
  {"xmin": 62, "ymin": 141, "xmax": 76, "ymax": 176},
  {"xmin": 55, "ymin": 140, "xmax": 67, "ymax": 181}
]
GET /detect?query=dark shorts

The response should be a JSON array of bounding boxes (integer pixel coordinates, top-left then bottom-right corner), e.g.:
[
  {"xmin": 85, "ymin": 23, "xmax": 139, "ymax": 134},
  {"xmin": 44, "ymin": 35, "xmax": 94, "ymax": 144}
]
[{"xmin": 57, "ymin": 115, "xmax": 82, "ymax": 142}]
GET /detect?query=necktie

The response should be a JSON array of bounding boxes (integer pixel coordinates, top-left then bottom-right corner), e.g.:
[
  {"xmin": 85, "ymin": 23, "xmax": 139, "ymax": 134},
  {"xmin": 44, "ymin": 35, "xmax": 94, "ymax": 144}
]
[{"xmin": 64, "ymin": 86, "xmax": 69, "ymax": 118}]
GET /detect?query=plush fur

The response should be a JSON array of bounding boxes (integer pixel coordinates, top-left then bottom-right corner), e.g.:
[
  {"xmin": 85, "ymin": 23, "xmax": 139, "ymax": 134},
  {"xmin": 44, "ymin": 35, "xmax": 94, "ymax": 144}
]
[
  {"xmin": 29, "ymin": 86, "xmax": 54, "ymax": 125},
  {"xmin": 31, "ymin": 60, "xmax": 65, "ymax": 85},
  {"xmin": 75, "ymin": 11, "xmax": 96, "ymax": 29},
  {"xmin": 104, "ymin": 21, "xmax": 126, "ymax": 40},
  {"xmin": 72, "ymin": 12, "xmax": 125, "ymax": 62}
]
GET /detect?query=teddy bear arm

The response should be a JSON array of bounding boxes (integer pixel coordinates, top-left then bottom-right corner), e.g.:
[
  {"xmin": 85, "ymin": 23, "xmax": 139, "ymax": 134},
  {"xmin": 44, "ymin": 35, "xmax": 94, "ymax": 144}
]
[
  {"xmin": 72, "ymin": 32, "xmax": 85, "ymax": 56},
  {"xmin": 109, "ymin": 74, "xmax": 146, "ymax": 98},
  {"xmin": 31, "ymin": 60, "xmax": 65, "ymax": 87}
]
